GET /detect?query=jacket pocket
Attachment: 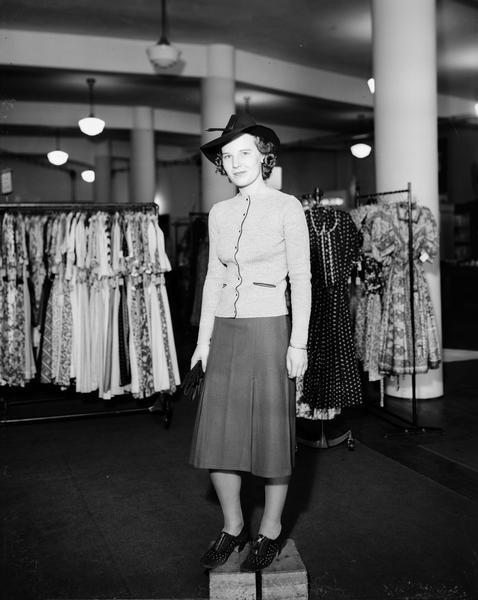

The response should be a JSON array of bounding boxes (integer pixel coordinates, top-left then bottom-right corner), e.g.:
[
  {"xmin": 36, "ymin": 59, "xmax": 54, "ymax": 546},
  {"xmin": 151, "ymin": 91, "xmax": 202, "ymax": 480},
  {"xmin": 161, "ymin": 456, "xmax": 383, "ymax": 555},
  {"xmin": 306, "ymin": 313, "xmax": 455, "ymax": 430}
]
[{"xmin": 253, "ymin": 282, "xmax": 276, "ymax": 288}]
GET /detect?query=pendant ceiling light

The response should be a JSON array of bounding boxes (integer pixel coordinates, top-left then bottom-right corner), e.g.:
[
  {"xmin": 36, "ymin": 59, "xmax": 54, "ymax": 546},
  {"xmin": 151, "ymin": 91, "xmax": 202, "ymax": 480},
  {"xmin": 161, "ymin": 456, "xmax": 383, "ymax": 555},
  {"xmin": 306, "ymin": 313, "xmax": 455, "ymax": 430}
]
[
  {"xmin": 350, "ymin": 143, "xmax": 372, "ymax": 159},
  {"xmin": 81, "ymin": 169, "xmax": 95, "ymax": 183},
  {"xmin": 475, "ymin": 102, "xmax": 478, "ymax": 117},
  {"xmin": 47, "ymin": 130, "xmax": 69, "ymax": 165},
  {"xmin": 367, "ymin": 78, "xmax": 375, "ymax": 94},
  {"xmin": 147, "ymin": 0, "xmax": 180, "ymax": 69},
  {"xmin": 78, "ymin": 78, "xmax": 106, "ymax": 136}
]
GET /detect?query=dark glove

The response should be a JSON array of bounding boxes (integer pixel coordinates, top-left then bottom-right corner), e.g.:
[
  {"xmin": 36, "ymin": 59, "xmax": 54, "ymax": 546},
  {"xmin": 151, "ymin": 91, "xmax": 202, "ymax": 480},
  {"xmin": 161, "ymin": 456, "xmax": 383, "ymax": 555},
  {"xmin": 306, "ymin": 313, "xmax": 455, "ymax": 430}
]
[{"xmin": 182, "ymin": 361, "xmax": 204, "ymax": 401}]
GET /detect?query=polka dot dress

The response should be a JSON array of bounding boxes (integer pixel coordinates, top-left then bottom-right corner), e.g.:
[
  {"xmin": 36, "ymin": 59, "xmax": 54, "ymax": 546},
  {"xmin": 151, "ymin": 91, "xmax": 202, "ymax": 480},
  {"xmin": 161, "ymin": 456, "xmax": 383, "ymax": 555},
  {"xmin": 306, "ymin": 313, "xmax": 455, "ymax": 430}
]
[{"xmin": 301, "ymin": 206, "xmax": 363, "ymax": 412}]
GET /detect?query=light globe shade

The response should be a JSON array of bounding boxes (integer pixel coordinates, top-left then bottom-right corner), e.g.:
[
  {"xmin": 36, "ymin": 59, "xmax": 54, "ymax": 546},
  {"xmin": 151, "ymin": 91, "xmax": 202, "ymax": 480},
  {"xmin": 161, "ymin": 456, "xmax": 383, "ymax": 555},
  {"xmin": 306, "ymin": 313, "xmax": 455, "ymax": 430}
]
[
  {"xmin": 47, "ymin": 149, "xmax": 69, "ymax": 165},
  {"xmin": 81, "ymin": 169, "xmax": 95, "ymax": 183},
  {"xmin": 350, "ymin": 143, "xmax": 372, "ymax": 159},
  {"xmin": 78, "ymin": 116, "xmax": 105, "ymax": 136},
  {"xmin": 367, "ymin": 78, "xmax": 375, "ymax": 94},
  {"xmin": 475, "ymin": 102, "xmax": 478, "ymax": 117},
  {"xmin": 147, "ymin": 42, "xmax": 180, "ymax": 68}
]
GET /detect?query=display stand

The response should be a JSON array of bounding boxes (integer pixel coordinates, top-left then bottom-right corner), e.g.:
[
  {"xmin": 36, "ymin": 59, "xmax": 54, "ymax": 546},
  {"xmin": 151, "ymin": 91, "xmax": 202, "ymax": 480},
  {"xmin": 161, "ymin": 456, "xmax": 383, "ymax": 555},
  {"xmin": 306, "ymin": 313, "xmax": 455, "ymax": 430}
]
[
  {"xmin": 355, "ymin": 183, "xmax": 443, "ymax": 438},
  {"xmin": 297, "ymin": 419, "xmax": 355, "ymax": 450},
  {"xmin": 209, "ymin": 538, "xmax": 308, "ymax": 600},
  {"xmin": 0, "ymin": 201, "xmax": 157, "ymax": 212},
  {"xmin": 297, "ymin": 186, "xmax": 355, "ymax": 451},
  {"xmin": 0, "ymin": 201, "xmax": 173, "ymax": 428}
]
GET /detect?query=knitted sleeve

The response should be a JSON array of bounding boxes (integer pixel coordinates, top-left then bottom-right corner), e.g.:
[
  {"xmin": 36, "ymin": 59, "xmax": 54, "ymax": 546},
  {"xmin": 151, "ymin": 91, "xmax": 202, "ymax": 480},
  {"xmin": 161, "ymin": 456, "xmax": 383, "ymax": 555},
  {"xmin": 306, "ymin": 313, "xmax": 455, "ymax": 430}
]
[
  {"xmin": 197, "ymin": 205, "xmax": 226, "ymax": 346},
  {"xmin": 284, "ymin": 198, "xmax": 312, "ymax": 348}
]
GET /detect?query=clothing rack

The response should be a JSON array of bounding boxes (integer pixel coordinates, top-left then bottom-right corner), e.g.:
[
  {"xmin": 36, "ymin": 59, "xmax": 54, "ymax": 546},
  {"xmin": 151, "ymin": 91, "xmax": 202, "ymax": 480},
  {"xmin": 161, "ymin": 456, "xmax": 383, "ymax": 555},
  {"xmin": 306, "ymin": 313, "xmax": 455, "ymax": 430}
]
[
  {"xmin": 297, "ymin": 185, "xmax": 355, "ymax": 451},
  {"xmin": 300, "ymin": 186, "xmax": 323, "ymax": 207},
  {"xmin": 0, "ymin": 201, "xmax": 173, "ymax": 428},
  {"xmin": 0, "ymin": 202, "xmax": 158, "ymax": 212},
  {"xmin": 355, "ymin": 182, "xmax": 442, "ymax": 437},
  {"xmin": 298, "ymin": 419, "xmax": 355, "ymax": 450}
]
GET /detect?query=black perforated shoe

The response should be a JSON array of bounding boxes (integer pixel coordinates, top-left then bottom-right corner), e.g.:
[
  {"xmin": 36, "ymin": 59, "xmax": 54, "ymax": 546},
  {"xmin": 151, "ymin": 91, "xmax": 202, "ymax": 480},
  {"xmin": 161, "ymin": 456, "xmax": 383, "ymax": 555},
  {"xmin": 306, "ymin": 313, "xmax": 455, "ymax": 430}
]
[
  {"xmin": 200, "ymin": 525, "xmax": 249, "ymax": 570},
  {"xmin": 239, "ymin": 533, "xmax": 285, "ymax": 572}
]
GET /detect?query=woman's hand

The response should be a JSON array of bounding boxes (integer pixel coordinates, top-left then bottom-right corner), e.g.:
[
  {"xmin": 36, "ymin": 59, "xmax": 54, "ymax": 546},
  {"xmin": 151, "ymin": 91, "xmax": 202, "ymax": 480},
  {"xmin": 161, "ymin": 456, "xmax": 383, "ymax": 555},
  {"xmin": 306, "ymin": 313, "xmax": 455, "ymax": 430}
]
[
  {"xmin": 190, "ymin": 343, "xmax": 210, "ymax": 372},
  {"xmin": 286, "ymin": 346, "xmax": 308, "ymax": 379}
]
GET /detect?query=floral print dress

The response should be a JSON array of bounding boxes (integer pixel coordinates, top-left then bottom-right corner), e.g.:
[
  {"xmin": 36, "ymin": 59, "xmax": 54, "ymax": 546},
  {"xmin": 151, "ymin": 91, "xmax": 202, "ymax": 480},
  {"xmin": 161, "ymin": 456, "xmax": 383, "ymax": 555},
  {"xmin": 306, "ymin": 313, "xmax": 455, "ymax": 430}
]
[
  {"xmin": 350, "ymin": 205, "xmax": 384, "ymax": 384},
  {"xmin": 367, "ymin": 202, "xmax": 441, "ymax": 375}
]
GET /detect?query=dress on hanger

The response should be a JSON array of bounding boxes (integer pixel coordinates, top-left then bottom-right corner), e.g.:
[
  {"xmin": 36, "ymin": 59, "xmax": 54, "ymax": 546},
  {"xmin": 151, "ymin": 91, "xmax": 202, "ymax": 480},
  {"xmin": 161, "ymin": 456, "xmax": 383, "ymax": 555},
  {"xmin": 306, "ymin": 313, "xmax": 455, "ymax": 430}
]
[
  {"xmin": 368, "ymin": 202, "xmax": 441, "ymax": 375},
  {"xmin": 297, "ymin": 206, "xmax": 362, "ymax": 416},
  {"xmin": 0, "ymin": 215, "xmax": 30, "ymax": 386},
  {"xmin": 350, "ymin": 204, "xmax": 384, "ymax": 383}
]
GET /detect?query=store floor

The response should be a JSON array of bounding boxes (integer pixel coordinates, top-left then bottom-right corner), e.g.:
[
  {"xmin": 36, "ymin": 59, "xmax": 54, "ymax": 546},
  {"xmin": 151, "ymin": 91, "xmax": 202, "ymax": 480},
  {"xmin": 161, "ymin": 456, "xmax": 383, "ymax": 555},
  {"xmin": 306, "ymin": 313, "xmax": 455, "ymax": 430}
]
[{"xmin": 1, "ymin": 345, "xmax": 478, "ymax": 600}]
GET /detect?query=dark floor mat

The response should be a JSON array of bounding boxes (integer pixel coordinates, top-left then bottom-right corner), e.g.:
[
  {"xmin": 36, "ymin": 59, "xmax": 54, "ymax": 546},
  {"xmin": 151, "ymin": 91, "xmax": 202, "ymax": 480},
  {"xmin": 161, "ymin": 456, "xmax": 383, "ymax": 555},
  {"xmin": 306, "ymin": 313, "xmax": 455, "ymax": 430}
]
[
  {"xmin": 421, "ymin": 436, "xmax": 478, "ymax": 473},
  {"xmin": 2, "ymin": 400, "xmax": 478, "ymax": 600}
]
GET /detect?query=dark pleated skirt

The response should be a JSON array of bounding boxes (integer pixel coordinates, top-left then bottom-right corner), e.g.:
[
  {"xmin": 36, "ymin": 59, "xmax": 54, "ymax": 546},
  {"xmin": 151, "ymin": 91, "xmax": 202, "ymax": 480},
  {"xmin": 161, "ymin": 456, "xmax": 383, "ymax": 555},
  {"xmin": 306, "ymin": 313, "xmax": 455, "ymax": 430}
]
[{"xmin": 189, "ymin": 315, "xmax": 296, "ymax": 478}]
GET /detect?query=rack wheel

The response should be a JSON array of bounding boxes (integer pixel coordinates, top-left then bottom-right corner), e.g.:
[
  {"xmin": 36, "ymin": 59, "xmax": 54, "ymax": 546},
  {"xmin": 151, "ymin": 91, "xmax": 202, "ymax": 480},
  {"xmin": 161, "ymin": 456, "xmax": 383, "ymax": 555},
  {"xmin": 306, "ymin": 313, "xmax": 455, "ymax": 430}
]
[
  {"xmin": 0, "ymin": 396, "xmax": 6, "ymax": 415},
  {"xmin": 149, "ymin": 394, "xmax": 173, "ymax": 429},
  {"xmin": 162, "ymin": 402, "xmax": 173, "ymax": 429}
]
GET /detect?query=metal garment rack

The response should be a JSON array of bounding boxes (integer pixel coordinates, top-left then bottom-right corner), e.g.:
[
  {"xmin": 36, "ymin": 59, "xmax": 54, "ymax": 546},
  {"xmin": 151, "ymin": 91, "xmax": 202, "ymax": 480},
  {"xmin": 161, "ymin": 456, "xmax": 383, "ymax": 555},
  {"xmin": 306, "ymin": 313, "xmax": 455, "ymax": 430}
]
[
  {"xmin": 356, "ymin": 183, "xmax": 443, "ymax": 437},
  {"xmin": 297, "ymin": 187, "xmax": 355, "ymax": 451},
  {"xmin": 297, "ymin": 419, "xmax": 355, "ymax": 450},
  {"xmin": 0, "ymin": 201, "xmax": 172, "ymax": 427},
  {"xmin": 0, "ymin": 201, "xmax": 158, "ymax": 212}
]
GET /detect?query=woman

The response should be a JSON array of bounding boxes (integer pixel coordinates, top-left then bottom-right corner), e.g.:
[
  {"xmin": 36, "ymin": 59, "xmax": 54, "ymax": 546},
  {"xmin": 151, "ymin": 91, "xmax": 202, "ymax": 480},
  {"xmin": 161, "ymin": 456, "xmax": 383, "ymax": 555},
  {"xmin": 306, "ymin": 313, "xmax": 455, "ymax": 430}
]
[{"xmin": 189, "ymin": 113, "xmax": 311, "ymax": 572}]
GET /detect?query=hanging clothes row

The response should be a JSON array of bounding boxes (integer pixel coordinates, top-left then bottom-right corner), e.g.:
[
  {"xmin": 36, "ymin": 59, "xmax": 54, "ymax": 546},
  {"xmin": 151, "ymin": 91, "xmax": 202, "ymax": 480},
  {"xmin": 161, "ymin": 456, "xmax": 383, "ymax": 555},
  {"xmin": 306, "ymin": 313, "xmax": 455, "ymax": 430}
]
[
  {"xmin": 0, "ymin": 208, "xmax": 180, "ymax": 399},
  {"xmin": 350, "ymin": 195, "xmax": 441, "ymax": 385},
  {"xmin": 296, "ymin": 198, "xmax": 363, "ymax": 420}
]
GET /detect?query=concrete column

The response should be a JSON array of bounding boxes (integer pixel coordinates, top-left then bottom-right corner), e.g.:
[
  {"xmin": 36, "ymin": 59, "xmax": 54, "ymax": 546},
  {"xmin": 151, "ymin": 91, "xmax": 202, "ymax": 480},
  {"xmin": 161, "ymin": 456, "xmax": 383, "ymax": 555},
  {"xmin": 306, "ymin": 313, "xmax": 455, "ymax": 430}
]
[
  {"xmin": 200, "ymin": 44, "xmax": 235, "ymax": 212},
  {"xmin": 130, "ymin": 106, "xmax": 156, "ymax": 205},
  {"xmin": 372, "ymin": 0, "xmax": 443, "ymax": 398},
  {"xmin": 94, "ymin": 140, "xmax": 112, "ymax": 204}
]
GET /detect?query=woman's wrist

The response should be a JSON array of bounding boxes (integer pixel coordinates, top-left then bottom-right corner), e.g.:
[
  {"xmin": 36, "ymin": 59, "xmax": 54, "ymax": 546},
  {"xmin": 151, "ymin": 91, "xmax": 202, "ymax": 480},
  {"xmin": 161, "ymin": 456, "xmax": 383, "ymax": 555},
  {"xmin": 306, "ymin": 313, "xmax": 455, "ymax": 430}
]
[{"xmin": 289, "ymin": 343, "xmax": 307, "ymax": 351}]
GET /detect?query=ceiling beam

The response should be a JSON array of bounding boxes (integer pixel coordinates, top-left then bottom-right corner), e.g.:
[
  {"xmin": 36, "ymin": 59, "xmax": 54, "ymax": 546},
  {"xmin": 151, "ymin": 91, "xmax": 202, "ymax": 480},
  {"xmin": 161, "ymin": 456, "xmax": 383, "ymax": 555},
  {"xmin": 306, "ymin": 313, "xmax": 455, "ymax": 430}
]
[
  {"xmin": 3, "ymin": 101, "xmax": 328, "ymax": 145},
  {"xmin": 1, "ymin": 28, "xmax": 373, "ymax": 107},
  {"xmin": 2, "ymin": 28, "xmax": 476, "ymax": 123}
]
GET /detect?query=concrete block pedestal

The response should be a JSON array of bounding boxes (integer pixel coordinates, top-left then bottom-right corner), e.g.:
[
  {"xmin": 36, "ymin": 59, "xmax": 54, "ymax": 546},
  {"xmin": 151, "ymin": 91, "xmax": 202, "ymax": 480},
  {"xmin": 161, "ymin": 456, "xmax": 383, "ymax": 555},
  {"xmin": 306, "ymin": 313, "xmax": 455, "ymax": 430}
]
[{"xmin": 209, "ymin": 538, "xmax": 308, "ymax": 600}]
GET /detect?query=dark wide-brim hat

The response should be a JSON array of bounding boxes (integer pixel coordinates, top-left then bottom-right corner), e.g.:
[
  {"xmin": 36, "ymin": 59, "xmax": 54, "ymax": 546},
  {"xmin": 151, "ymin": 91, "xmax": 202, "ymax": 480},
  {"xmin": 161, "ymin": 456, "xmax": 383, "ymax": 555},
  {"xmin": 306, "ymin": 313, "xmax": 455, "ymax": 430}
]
[{"xmin": 200, "ymin": 113, "xmax": 280, "ymax": 164}]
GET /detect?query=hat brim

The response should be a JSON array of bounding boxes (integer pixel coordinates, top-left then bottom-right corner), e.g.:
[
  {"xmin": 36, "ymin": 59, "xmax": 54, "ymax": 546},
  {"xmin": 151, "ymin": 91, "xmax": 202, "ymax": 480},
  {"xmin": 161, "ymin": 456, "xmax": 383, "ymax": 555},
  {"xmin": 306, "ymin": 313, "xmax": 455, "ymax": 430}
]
[{"xmin": 200, "ymin": 124, "xmax": 280, "ymax": 163}]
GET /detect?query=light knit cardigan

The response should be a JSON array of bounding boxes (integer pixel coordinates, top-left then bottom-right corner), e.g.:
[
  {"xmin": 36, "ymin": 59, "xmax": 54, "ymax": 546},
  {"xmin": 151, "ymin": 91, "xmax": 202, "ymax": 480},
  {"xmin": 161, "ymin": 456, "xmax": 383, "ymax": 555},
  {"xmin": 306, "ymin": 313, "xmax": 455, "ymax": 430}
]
[{"xmin": 197, "ymin": 188, "xmax": 311, "ymax": 349}]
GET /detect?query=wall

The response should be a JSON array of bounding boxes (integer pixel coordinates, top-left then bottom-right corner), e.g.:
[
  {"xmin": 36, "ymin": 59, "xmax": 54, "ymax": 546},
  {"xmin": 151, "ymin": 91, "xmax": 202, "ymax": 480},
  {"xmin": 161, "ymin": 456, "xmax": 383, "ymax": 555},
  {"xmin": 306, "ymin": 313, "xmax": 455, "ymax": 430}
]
[
  {"xmin": 156, "ymin": 163, "xmax": 201, "ymax": 218},
  {"xmin": 445, "ymin": 127, "xmax": 478, "ymax": 205},
  {"xmin": 0, "ymin": 134, "xmax": 200, "ymax": 209},
  {"xmin": 280, "ymin": 149, "xmax": 337, "ymax": 197},
  {"xmin": 280, "ymin": 147, "xmax": 375, "ymax": 204},
  {"xmin": 0, "ymin": 157, "xmax": 88, "ymax": 203}
]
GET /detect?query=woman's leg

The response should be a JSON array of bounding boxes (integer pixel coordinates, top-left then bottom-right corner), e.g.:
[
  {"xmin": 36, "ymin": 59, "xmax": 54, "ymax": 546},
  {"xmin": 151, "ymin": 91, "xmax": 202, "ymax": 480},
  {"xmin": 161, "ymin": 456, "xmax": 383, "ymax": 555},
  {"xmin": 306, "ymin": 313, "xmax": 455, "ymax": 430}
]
[
  {"xmin": 259, "ymin": 476, "xmax": 290, "ymax": 539},
  {"xmin": 210, "ymin": 470, "xmax": 244, "ymax": 535}
]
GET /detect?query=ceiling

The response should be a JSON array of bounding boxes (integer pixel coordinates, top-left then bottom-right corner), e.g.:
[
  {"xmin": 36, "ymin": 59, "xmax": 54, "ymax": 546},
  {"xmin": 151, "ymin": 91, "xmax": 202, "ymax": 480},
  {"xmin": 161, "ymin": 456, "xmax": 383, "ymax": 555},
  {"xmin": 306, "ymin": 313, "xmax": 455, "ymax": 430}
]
[{"xmin": 1, "ymin": 0, "xmax": 478, "ymax": 149}]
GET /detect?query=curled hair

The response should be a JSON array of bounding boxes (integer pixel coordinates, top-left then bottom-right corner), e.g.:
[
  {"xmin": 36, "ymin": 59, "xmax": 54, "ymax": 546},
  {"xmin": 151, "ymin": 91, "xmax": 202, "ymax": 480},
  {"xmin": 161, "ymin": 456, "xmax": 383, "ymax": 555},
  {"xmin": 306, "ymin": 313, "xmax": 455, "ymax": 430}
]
[{"xmin": 214, "ymin": 135, "xmax": 278, "ymax": 180}]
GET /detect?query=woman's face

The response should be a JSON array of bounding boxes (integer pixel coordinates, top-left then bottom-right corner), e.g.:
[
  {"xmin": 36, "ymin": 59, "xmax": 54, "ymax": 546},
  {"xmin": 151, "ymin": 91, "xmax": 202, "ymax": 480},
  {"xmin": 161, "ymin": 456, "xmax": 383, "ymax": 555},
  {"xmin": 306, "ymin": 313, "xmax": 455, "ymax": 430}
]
[{"xmin": 220, "ymin": 134, "xmax": 263, "ymax": 188}]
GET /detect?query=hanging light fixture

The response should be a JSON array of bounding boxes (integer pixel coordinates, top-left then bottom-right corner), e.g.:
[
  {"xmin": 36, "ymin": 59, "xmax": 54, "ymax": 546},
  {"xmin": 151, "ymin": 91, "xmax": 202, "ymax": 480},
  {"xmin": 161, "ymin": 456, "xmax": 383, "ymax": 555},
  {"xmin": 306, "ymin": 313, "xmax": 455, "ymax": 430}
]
[
  {"xmin": 350, "ymin": 143, "xmax": 372, "ymax": 159},
  {"xmin": 367, "ymin": 78, "xmax": 375, "ymax": 94},
  {"xmin": 78, "ymin": 78, "xmax": 106, "ymax": 136},
  {"xmin": 146, "ymin": 0, "xmax": 180, "ymax": 69},
  {"xmin": 474, "ymin": 102, "xmax": 478, "ymax": 117},
  {"xmin": 47, "ymin": 130, "xmax": 69, "ymax": 165},
  {"xmin": 81, "ymin": 169, "xmax": 95, "ymax": 183}
]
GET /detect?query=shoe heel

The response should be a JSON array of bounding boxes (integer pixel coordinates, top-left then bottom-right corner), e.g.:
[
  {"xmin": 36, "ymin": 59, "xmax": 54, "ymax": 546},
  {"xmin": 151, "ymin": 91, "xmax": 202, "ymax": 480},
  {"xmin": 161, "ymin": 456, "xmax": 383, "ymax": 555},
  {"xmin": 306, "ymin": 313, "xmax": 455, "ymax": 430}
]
[
  {"xmin": 276, "ymin": 537, "xmax": 287, "ymax": 557},
  {"xmin": 237, "ymin": 540, "xmax": 247, "ymax": 553}
]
